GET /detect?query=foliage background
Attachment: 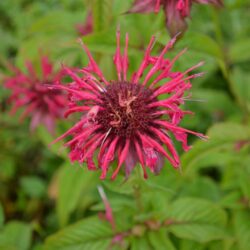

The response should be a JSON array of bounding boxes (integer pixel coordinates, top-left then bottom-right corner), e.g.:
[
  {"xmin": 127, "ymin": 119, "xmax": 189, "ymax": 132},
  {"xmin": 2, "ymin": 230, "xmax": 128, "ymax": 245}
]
[{"xmin": 0, "ymin": 0, "xmax": 249, "ymax": 249}]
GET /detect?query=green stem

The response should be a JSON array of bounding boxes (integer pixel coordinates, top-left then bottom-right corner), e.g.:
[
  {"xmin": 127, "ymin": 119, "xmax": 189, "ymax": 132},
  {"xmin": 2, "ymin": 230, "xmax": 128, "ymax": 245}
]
[
  {"xmin": 133, "ymin": 184, "xmax": 143, "ymax": 211},
  {"xmin": 211, "ymin": 8, "xmax": 224, "ymax": 47},
  {"xmin": 133, "ymin": 167, "xmax": 144, "ymax": 211}
]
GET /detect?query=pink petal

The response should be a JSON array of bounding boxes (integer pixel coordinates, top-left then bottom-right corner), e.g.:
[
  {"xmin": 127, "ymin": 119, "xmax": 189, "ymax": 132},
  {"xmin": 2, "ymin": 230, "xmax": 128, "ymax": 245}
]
[
  {"xmin": 30, "ymin": 111, "xmax": 42, "ymax": 131},
  {"xmin": 51, "ymin": 118, "xmax": 87, "ymax": 144},
  {"xmin": 80, "ymin": 133, "xmax": 105, "ymax": 163},
  {"xmin": 41, "ymin": 56, "xmax": 53, "ymax": 79},
  {"xmin": 43, "ymin": 114, "xmax": 56, "ymax": 135},
  {"xmin": 100, "ymin": 137, "xmax": 119, "ymax": 180},
  {"xmin": 143, "ymin": 147, "xmax": 164, "ymax": 174},
  {"xmin": 139, "ymin": 133, "xmax": 178, "ymax": 168},
  {"xmin": 78, "ymin": 39, "xmax": 109, "ymax": 85},
  {"xmin": 132, "ymin": 36, "xmax": 156, "ymax": 83},
  {"xmin": 64, "ymin": 106, "xmax": 90, "ymax": 118},
  {"xmin": 111, "ymin": 139, "xmax": 130, "ymax": 180},
  {"xmin": 128, "ymin": 0, "xmax": 159, "ymax": 13},
  {"xmin": 134, "ymin": 140, "xmax": 148, "ymax": 178},
  {"xmin": 113, "ymin": 30, "xmax": 123, "ymax": 81},
  {"xmin": 142, "ymin": 35, "xmax": 177, "ymax": 86},
  {"xmin": 124, "ymin": 148, "xmax": 138, "ymax": 178},
  {"xmin": 76, "ymin": 11, "xmax": 93, "ymax": 36},
  {"xmin": 123, "ymin": 33, "xmax": 129, "ymax": 81},
  {"xmin": 150, "ymin": 127, "xmax": 180, "ymax": 165}
]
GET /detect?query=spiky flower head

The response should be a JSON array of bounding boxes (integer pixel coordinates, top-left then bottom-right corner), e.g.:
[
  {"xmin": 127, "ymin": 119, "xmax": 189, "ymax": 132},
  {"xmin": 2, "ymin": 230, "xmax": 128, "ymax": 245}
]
[
  {"xmin": 52, "ymin": 31, "xmax": 207, "ymax": 180},
  {"xmin": 128, "ymin": 0, "xmax": 223, "ymax": 36},
  {"xmin": 4, "ymin": 56, "xmax": 66, "ymax": 133}
]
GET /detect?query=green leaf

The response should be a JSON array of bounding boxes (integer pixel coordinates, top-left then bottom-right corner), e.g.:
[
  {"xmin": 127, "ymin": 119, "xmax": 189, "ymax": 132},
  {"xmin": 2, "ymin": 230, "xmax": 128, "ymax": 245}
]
[
  {"xmin": 166, "ymin": 197, "xmax": 228, "ymax": 242},
  {"xmin": 0, "ymin": 204, "xmax": 4, "ymax": 229},
  {"xmin": 182, "ymin": 123, "xmax": 250, "ymax": 174},
  {"xmin": 148, "ymin": 229, "xmax": 176, "ymax": 250},
  {"xmin": 92, "ymin": 0, "xmax": 113, "ymax": 32},
  {"xmin": 130, "ymin": 237, "xmax": 152, "ymax": 250},
  {"xmin": 231, "ymin": 68, "xmax": 250, "ymax": 112},
  {"xmin": 208, "ymin": 239, "xmax": 236, "ymax": 250},
  {"xmin": 20, "ymin": 176, "xmax": 46, "ymax": 198},
  {"xmin": 44, "ymin": 216, "xmax": 114, "ymax": 250},
  {"xmin": 28, "ymin": 10, "xmax": 83, "ymax": 35},
  {"xmin": 219, "ymin": 191, "xmax": 243, "ymax": 210},
  {"xmin": 179, "ymin": 239, "xmax": 205, "ymax": 250},
  {"xmin": 56, "ymin": 163, "xmax": 99, "ymax": 226},
  {"xmin": 178, "ymin": 177, "xmax": 221, "ymax": 202},
  {"xmin": 178, "ymin": 32, "xmax": 223, "ymax": 59},
  {"xmin": 233, "ymin": 210, "xmax": 250, "ymax": 250},
  {"xmin": 82, "ymin": 27, "xmax": 139, "ymax": 55},
  {"xmin": 168, "ymin": 197, "xmax": 227, "ymax": 225},
  {"xmin": 229, "ymin": 38, "xmax": 250, "ymax": 63},
  {"xmin": 239, "ymin": 169, "xmax": 250, "ymax": 201},
  {"xmin": 170, "ymin": 224, "xmax": 227, "ymax": 243},
  {"xmin": 35, "ymin": 125, "xmax": 68, "ymax": 159},
  {"xmin": 0, "ymin": 156, "xmax": 16, "ymax": 181},
  {"xmin": 0, "ymin": 222, "xmax": 32, "ymax": 250},
  {"xmin": 220, "ymin": 155, "xmax": 250, "ymax": 196},
  {"xmin": 185, "ymin": 89, "xmax": 238, "ymax": 118},
  {"xmin": 82, "ymin": 27, "xmax": 117, "ymax": 55}
]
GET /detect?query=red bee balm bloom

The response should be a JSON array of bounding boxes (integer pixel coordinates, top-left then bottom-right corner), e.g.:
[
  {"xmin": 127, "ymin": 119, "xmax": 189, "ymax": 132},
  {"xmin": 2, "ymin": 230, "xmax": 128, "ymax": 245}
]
[
  {"xmin": 4, "ymin": 56, "xmax": 66, "ymax": 134},
  {"xmin": 53, "ymin": 32, "xmax": 207, "ymax": 179},
  {"xmin": 128, "ymin": 0, "xmax": 223, "ymax": 36}
]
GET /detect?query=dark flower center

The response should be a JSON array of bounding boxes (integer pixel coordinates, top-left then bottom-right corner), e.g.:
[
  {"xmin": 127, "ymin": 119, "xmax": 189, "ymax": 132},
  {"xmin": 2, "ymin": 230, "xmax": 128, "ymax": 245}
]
[{"xmin": 96, "ymin": 81, "xmax": 159, "ymax": 137}]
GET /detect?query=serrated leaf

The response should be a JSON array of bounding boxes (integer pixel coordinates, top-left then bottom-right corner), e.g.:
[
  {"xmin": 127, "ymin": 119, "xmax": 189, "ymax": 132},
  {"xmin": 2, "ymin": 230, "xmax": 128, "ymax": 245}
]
[
  {"xmin": 168, "ymin": 197, "xmax": 227, "ymax": 225},
  {"xmin": 166, "ymin": 197, "xmax": 228, "ymax": 242},
  {"xmin": 170, "ymin": 224, "xmax": 227, "ymax": 243},
  {"xmin": 182, "ymin": 123, "xmax": 250, "ymax": 173},
  {"xmin": 0, "ymin": 222, "xmax": 32, "ymax": 250},
  {"xmin": 44, "ymin": 216, "xmax": 114, "ymax": 250},
  {"xmin": 148, "ymin": 229, "xmax": 176, "ymax": 250},
  {"xmin": 56, "ymin": 163, "xmax": 99, "ymax": 226}
]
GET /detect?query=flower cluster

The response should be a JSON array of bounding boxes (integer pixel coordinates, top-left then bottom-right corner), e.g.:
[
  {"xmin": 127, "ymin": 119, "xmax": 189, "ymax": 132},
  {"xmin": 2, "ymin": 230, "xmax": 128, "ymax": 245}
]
[
  {"xmin": 4, "ymin": 56, "xmax": 66, "ymax": 134},
  {"xmin": 52, "ymin": 31, "xmax": 207, "ymax": 179},
  {"xmin": 128, "ymin": 0, "xmax": 223, "ymax": 36}
]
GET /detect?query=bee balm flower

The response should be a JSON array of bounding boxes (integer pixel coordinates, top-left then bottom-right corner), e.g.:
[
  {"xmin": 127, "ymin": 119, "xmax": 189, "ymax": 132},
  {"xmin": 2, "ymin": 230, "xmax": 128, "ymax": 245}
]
[
  {"xmin": 53, "ymin": 32, "xmax": 207, "ymax": 179},
  {"xmin": 128, "ymin": 0, "xmax": 223, "ymax": 36},
  {"xmin": 4, "ymin": 56, "xmax": 66, "ymax": 134}
]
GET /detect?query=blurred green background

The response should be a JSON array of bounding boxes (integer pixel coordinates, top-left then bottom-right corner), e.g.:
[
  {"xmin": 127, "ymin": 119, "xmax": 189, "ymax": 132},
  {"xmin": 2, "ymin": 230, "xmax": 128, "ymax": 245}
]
[{"xmin": 0, "ymin": 0, "xmax": 249, "ymax": 249}]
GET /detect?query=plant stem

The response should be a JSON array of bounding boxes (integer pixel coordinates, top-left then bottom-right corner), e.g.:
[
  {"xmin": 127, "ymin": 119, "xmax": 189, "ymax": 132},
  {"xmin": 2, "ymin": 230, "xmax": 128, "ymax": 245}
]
[{"xmin": 133, "ymin": 167, "xmax": 144, "ymax": 211}]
